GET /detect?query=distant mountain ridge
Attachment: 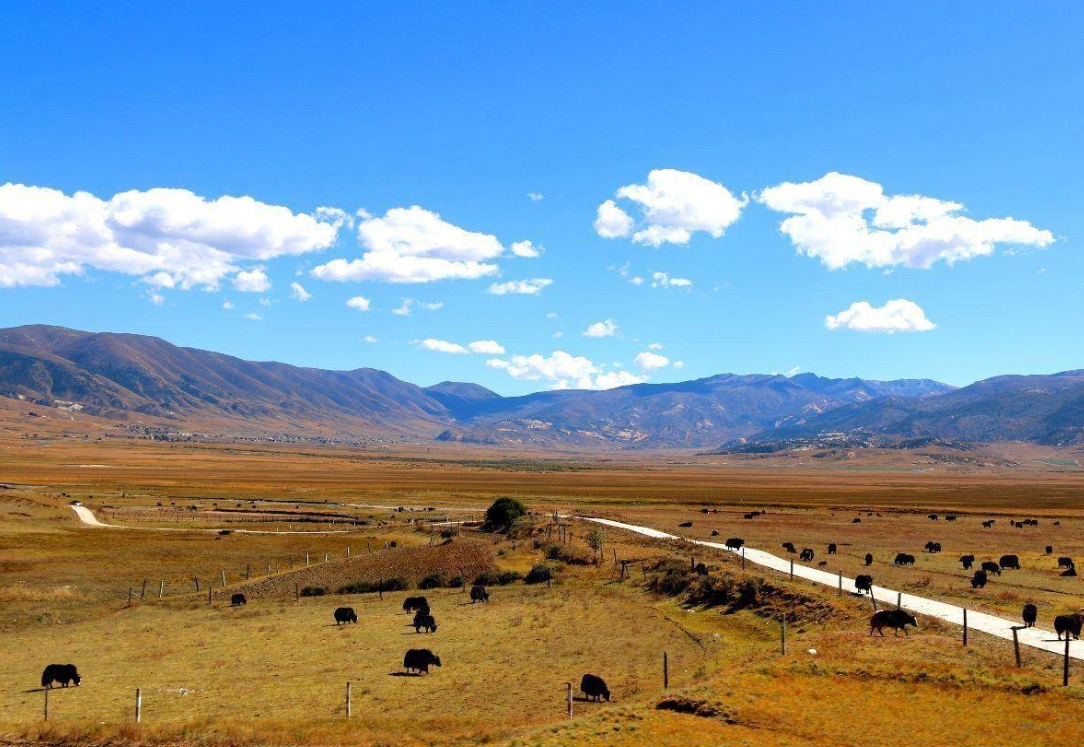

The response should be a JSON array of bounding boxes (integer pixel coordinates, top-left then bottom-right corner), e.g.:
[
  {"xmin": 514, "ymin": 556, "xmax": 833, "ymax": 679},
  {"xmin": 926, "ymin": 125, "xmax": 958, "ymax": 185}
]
[{"xmin": 19, "ymin": 323, "xmax": 1084, "ymax": 450}]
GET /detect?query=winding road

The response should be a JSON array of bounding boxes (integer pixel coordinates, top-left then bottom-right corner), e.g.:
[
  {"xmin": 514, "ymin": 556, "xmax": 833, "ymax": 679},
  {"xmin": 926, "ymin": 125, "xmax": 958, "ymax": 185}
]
[
  {"xmin": 69, "ymin": 503, "xmax": 357, "ymax": 535},
  {"xmin": 577, "ymin": 516, "xmax": 1084, "ymax": 662}
]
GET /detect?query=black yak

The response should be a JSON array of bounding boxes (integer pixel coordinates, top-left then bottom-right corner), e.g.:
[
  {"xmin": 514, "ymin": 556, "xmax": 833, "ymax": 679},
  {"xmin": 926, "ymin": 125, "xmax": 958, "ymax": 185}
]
[
  {"xmin": 982, "ymin": 520, "xmax": 995, "ymax": 528},
  {"xmin": 894, "ymin": 553, "xmax": 915, "ymax": 566},
  {"xmin": 725, "ymin": 537, "xmax": 744, "ymax": 551},
  {"xmin": 782, "ymin": 542, "xmax": 796, "ymax": 553},
  {"xmin": 1058, "ymin": 557, "xmax": 1075, "ymax": 569},
  {"xmin": 924, "ymin": 541, "xmax": 942, "ymax": 553},
  {"xmin": 1022, "ymin": 603, "xmax": 1038, "ymax": 628},
  {"xmin": 980, "ymin": 561, "xmax": 1001, "ymax": 576},
  {"xmin": 869, "ymin": 610, "xmax": 918, "ymax": 637},
  {"xmin": 403, "ymin": 648, "xmax": 441, "ymax": 674},
  {"xmin": 334, "ymin": 607, "xmax": 358, "ymax": 624},
  {"xmin": 1000, "ymin": 554, "xmax": 1021, "ymax": 570},
  {"xmin": 230, "ymin": 593, "xmax": 247, "ymax": 606},
  {"xmin": 800, "ymin": 548, "xmax": 814, "ymax": 562},
  {"xmin": 1055, "ymin": 613, "xmax": 1084, "ymax": 641},
  {"xmin": 864, "ymin": 553, "xmax": 874, "ymax": 566},
  {"xmin": 41, "ymin": 664, "xmax": 80, "ymax": 689},
  {"xmin": 580, "ymin": 673, "xmax": 611, "ymax": 701},
  {"xmin": 403, "ymin": 597, "xmax": 429, "ymax": 614},
  {"xmin": 854, "ymin": 574, "xmax": 874, "ymax": 595},
  {"xmin": 413, "ymin": 613, "xmax": 437, "ymax": 633},
  {"xmin": 827, "ymin": 543, "xmax": 837, "ymax": 555},
  {"xmin": 959, "ymin": 555, "xmax": 975, "ymax": 570},
  {"xmin": 470, "ymin": 585, "xmax": 489, "ymax": 603},
  {"xmin": 971, "ymin": 570, "xmax": 988, "ymax": 588}
]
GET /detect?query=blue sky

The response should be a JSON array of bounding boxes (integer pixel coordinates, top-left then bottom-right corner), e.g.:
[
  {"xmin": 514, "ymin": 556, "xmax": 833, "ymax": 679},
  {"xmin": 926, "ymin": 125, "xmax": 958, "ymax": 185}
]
[{"xmin": 1, "ymin": 2, "xmax": 1081, "ymax": 394}]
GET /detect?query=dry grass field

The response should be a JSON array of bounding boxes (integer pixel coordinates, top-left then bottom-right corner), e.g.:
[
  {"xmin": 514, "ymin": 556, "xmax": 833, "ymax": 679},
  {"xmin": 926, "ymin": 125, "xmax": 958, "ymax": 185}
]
[{"xmin": 3, "ymin": 432, "xmax": 1084, "ymax": 745}]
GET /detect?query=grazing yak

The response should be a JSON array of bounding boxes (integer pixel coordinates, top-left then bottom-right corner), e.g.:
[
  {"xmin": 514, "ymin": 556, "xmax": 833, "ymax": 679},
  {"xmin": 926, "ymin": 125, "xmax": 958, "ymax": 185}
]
[
  {"xmin": 928, "ymin": 514, "xmax": 939, "ymax": 521},
  {"xmin": 971, "ymin": 570, "xmax": 989, "ymax": 589},
  {"xmin": 924, "ymin": 541, "xmax": 942, "ymax": 553},
  {"xmin": 413, "ymin": 612, "xmax": 437, "ymax": 633},
  {"xmin": 230, "ymin": 593, "xmax": 247, "ymax": 607},
  {"xmin": 864, "ymin": 553, "xmax": 874, "ymax": 566},
  {"xmin": 800, "ymin": 548, "xmax": 815, "ymax": 562},
  {"xmin": 894, "ymin": 553, "xmax": 916, "ymax": 566},
  {"xmin": 334, "ymin": 607, "xmax": 358, "ymax": 625},
  {"xmin": 710, "ymin": 530, "xmax": 720, "ymax": 536},
  {"xmin": 782, "ymin": 542, "xmax": 796, "ymax": 554},
  {"xmin": 1058, "ymin": 557, "xmax": 1075, "ymax": 570},
  {"xmin": 1022, "ymin": 603, "xmax": 1038, "ymax": 628},
  {"xmin": 1000, "ymin": 554, "xmax": 1021, "ymax": 570},
  {"xmin": 1054, "ymin": 613, "xmax": 1084, "ymax": 641},
  {"xmin": 959, "ymin": 555, "xmax": 975, "ymax": 570},
  {"xmin": 470, "ymin": 585, "xmax": 490, "ymax": 603},
  {"xmin": 403, "ymin": 597, "xmax": 430, "ymax": 614},
  {"xmin": 854, "ymin": 574, "xmax": 874, "ymax": 595},
  {"xmin": 725, "ymin": 537, "xmax": 744, "ymax": 551},
  {"xmin": 945, "ymin": 515, "xmax": 957, "ymax": 522},
  {"xmin": 827, "ymin": 543, "xmax": 837, "ymax": 555},
  {"xmin": 403, "ymin": 648, "xmax": 441, "ymax": 674},
  {"xmin": 869, "ymin": 610, "xmax": 918, "ymax": 637},
  {"xmin": 852, "ymin": 518, "xmax": 862, "ymax": 524},
  {"xmin": 580, "ymin": 674, "xmax": 611, "ymax": 702},
  {"xmin": 41, "ymin": 664, "xmax": 81, "ymax": 689},
  {"xmin": 982, "ymin": 520, "xmax": 995, "ymax": 528},
  {"xmin": 1046, "ymin": 545, "xmax": 1054, "ymax": 555},
  {"xmin": 980, "ymin": 561, "xmax": 1002, "ymax": 576}
]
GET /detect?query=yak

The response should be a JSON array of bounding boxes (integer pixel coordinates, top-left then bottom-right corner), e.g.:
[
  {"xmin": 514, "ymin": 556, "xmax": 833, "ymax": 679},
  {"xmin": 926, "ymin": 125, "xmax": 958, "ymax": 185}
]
[
  {"xmin": 971, "ymin": 570, "xmax": 989, "ymax": 589},
  {"xmin": 413, "ymin": 613, "xmax": 437, "ymax": 633},
  {"xmin": 470, "ymin": 585, "xmax": 490, "ymax": 603},
  {"xmin": 1000, "ymin": 554, "xmax": 1021, "ymax": 570},
  {"xmin": 782, "ymin": 542, "xmax": 796, "ymax": 554},
  {"xmin": 1058, "ymin": 557, "xmax": 1075, "ymax": 570},
  {"xmin": 827, "ymin": 543, "xmax": 837, "ymax": 555},
  {"xmin": 41, "ymin": 664, "xmax": 81, "ymax": 689},
  {"xmin": 959, "ymin": 555, "xmax": 975, "ymax": 570},
  {"xmin": 854, "ymin": 574, "xmax": 874, "ymax": 595},
  {"xmin": 852, "ymin": 518, "xmax": 862, "ymax": 524},
  {"xmin": 334, "ymin": 607, "xmax": 358, "ymax": 625},
  {"xmin": 980, "ymin": 561, "xmax": 1002, "ymax": 576},
  {"xmin": 869, "ymin": 610, "xmax": 918, "ymax": 637},
  {"xmin": 864, "ymin": 553, "xmax": 874, "ymax": 566},
  {"xmin": 403, "ymin": 648, "xmax": 441, "ymax": 674},
  {"xmin": 1022, "ymin": 603, "xmax": 1038, "ymax": 628},
  {"xmin": 1046, "ymin": 545, "xmax": 1054, "ymax": 555},
  {"xmin": 1055, "ymin": 613, "xmax": 1084, "ymax": 641},
  {"xmin": 403, "ymin": 597, "xmax": 429, "ymax": 614},
  {"xmin": 799, "ymin": 548, "xmax": 814, "ymax": 562},
  {"xmin": 580, "ymin": 674, "xmax": 611, "ymax": 702},
  {"xmin": 982, "ymin": 520, "xmax": 995, "ymax": 528},
  {"xmin": 894, "ymin": 553, "xmax": 915, "ymax": 566},
  {"xmin": 230, "ymin": 593, "xmax": 247, "ymax": 607},
  {"xmin": 924, "ymin": 541, "xmax": 942, "ymax": 553},
  {"xmin": 724, "ymin": 537, "xmax": 744, "ymax": 551}
]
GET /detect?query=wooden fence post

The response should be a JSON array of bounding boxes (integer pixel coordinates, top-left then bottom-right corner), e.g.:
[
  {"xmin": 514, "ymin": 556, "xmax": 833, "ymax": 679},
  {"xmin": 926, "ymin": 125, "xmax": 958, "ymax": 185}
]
[
  {"xmin": 1012, "ymin": 626, "xmax": 1022, "ymax": 667},
  {"xmin": 664, "ymin": 651, "xmax": 669, "ymax": 689},
  {"xmin": 207, "ymin": 586, "xmax": 212, "ymax": 605},
  {"xmin": 135, "ymin": 687, "xmax": 142, "ymax": 723},
  {"xmin": 741, "ymin": 547, "xmax": 746, "ymax": 571},
  {"xmin": 159, "ymin": 580, "xmax": 165, "ymax": 598},
  {"xmin": 789, "ymin": 559, "xmax": 794, "ymax": 580},
  {"xmin": 781, "ymin": 616, "xmax": 787, "ymax": 655},
  {"xmin": 325, "ymin": 552, "xmax": 329, "ymax": 563},
  {"xmin": 346, "ymin": 681, "xmax": 352, "ymax": 719},
  {"xmin": 962, "ymin": 608, "xmax": 968, "ymax": 646},
  {"xmin": 128, "ymin": 587, "xmax": 133, "ymax": 606},
  {"xmin": 567, "ymin": 681, "xmax": 573, "ymax": 718},
  {"xmin": 221, "ymin": 570, "xmax": 226, "ymax": 587},
  {"xmin": 43, "ymin": 687, "xmax": 48, "ymax": 721},
  {"xmin": 897, "ymin": 592, "xmax": 902, "ymax": 610},
  {"xmin": 347, "ymin": 546, "xmax": 351, "ymax": 558},
  {"xmin": 194, "ymin": 577, "xmax": 200, "ymax": 592},
  {"xmin": 267, "ymin": 563, "xmax": 272, "ymax": 575},
  {"xmin": 141, "ymin": 579, "xmax": 147, "ymax": 599},
  {"xmin": 837, "ymin": 570, "xmax": 842, "ymax": 596},
  {"xmin": 295, "ymin": 582, "xmax": 300, "ymax": 602},
  {"xmin": 1064, "ymin": 638, "xmax": 1071, "ymax": 686},
  {"xmin": 306, "ymin": 553, "xmax": 310, "ymax": 566},
  {"xmin": 246, "ymin": 564, "xmax": 251, "ymax": 580},
  {"xmin": 871, "ymin": 593, "xmax": 878, "ymax": 611}
]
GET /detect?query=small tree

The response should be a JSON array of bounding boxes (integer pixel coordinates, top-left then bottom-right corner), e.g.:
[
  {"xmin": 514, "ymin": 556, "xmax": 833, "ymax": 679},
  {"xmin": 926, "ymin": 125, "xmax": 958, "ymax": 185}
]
[
  {"xmin": 586, "ymin": 527, "xmax": 607, "ymax": 564},
  {"xmin": 482, "ymin": 497, "xmax": 527, "ymax": 534}
]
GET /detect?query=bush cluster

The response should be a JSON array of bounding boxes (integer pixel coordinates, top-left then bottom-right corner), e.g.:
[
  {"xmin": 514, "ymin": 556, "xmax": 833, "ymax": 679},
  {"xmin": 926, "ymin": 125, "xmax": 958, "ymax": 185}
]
[
  {"xmin": 336, "ymin": 578, "xmax": 409, "ymax": 595},
  {"xmin": 524, "ymin": 564, "xmax": 553, "ymax": 584}
]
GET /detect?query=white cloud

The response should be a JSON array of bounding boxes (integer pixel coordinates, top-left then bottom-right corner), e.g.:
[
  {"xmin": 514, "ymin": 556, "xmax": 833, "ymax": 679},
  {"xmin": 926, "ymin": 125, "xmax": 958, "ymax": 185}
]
[
  {"xmin": 673, "ymin": 360, "xmax": 685, "ymax": 369},
  {"xmin": 613, "ymin": 262, "xmax": 644, "ymax": 286},
  {"xmin": 825, "ymin": 299, "xmax": 936, "ymax": 334},
  {"xmin": 488, "ymin": 278, "xmax": 553, "ymax": 295},
  {"xmin": 594, "ymin": 200, "xmax": 635, "ymax": 239},
  {"xmin": 290, "ymin": 281, "xmax": 312, "ymax": 302},
  {"xmin": 390, "ymin": 298, "xmax": 442, "ymax": 316},
  {"xmin": 634, "ymin": 351, "xmax": 671, "ymax": 371},
  {"xmin": 595, "ymin": 169, "xmax": 747, "ymax": 246},
  {"xmin": 0, "ymin": 183, "xmax": 343, "ymax": 289},
  {"xmin": 243, "ymin": 312, "xmax": 263, "ymax": 321},
  {"xmin": 758, "ymin": 172, "xmax": 1054, "ymax": 270},
  {"xmin": 311, "ymin": 206, "xmax": 536, "ymax": 284},
  {"xmin": 552, "ymin": 331, "xmax": 563, "ymax": 339},
  {"xmin": 361, "ymin": 335, "xmax": 377, "ymax": 344},
  {"xmin": 468, "ymin": 340, "xmax": 505, "ymax": 355},
  {"xmin": 486, "ymin": 350, "xmax": 647, "ymax": 390},
  {"xmin": 222, "ymin": 300, "xmax": 235, "ymax": 310},
  {"xmin": 583, "ymin": 319, "xmax": 618, "ymax": 338},
  {"xmin": 258, "ymin": 297, "xmax": 274, "ymax": 307},
  {"xmin": 346, "ymin": 295, "xmax": 371, "ymax": 312},
  {"xmin": 418, "ymin": 338, "xmax": 470, "ymax": 354},
  {"xmin": 233, "ymin": 268, "xmax": 271, "ymax": 293},
  {"xmin": 648, "ymin": 342, "xmax": 663, "ymax": 350},
  {"xmin": 651, "ymin": 271, "xmax": 693, "ymax": 289},
  {"xmin": 510, "ymin": 240, "xmax": 542, "ymax": 258},
  {"xmin": 527, "ymin": 192, "xmax": 544, "ymax": 202},
  {"xmin": 147, "ymin": 292, "xmax": 165, "ymax": 306}
]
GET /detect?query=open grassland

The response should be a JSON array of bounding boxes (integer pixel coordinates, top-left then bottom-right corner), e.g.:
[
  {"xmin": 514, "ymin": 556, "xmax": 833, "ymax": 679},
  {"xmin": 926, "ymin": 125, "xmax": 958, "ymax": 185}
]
[{"xmin": 4, "ymin": 435, "xmax": 1084, "ymax": 745}]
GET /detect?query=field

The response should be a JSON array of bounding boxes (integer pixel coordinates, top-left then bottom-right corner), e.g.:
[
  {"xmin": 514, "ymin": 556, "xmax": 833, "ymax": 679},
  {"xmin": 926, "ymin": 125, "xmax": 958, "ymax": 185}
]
[{"xmin": 3, "ymin": 434, "xmax": 1084, "ymax": 745}]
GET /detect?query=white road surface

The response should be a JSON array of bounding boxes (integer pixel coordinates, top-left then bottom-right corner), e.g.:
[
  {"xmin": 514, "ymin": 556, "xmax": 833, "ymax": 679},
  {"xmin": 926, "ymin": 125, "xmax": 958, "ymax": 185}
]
[
  {"xmin": 577, "ymin": 516, "xmax": 1084, "ymax": 662},
  {"xmin": 69, "ymin": 503, "xmax": 357, "ymax": 535}
]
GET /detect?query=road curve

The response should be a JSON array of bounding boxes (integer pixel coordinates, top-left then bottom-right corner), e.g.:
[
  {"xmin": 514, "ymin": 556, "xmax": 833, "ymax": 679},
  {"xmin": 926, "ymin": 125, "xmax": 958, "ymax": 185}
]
[
  {"xmin": 577, "ymin": 516, "xmax": 1084, "ymax": 662},
  {"xmin": 69, "ymin": 504, "xmax": 357, "ymax": 535}
]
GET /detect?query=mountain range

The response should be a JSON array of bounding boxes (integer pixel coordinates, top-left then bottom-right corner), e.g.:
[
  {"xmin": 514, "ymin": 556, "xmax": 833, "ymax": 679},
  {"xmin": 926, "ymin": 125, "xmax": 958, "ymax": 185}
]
[{"xmin": 2, "ymin": 324, "xmax": 1082, "ymax": 450}]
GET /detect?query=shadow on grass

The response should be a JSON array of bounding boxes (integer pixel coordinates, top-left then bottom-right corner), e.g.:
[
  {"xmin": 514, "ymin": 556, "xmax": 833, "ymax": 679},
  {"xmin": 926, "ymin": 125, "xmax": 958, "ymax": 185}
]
[{"xmin": 388, "ymin": 671, "xmax": 426, "ymax": 677}]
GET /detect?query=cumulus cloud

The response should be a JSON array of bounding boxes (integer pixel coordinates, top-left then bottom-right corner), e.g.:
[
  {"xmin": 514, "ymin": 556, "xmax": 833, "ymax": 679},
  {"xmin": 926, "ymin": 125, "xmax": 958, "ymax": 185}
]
[
  {"xmin": 583, "ymin": 319, "xmax": 618, "ymax": 338},
  {"xmin": 486, "ymin": 350, "xmax": 647, "ymax": 390},
  {"xmin": 221, "ymin": 300, "xmax": 235, "ymax": 310},
  {"xmin": 290, "ymin": 282, "xmax": 312, "ymax": 302},
  {"xmin": 346, "ymin": 295, "xmax": 371, "ymax": 312},
  {"xmin": 510, "ymin": 240, "xmax": 542, "ymax": 258},
  {"xmin": 595, "ymin": 169, "xmax": 747, "ymax": 246},
  {"xmin": 311, "ymin": 206, "xmax": 537, "ymax": 284},
  {"xmin": 418, "ymin": 338, "xmax": 469, "ymax": 354},
  {"xmin": 390, "ymin": 298, "xmax": 442, "ymax": 316},
  {"xmin": 361, "ymin": 335, "xmax": 377, "ymax": 343},
  {"xmin": 758, "ymin": 172, "xmax": 1054, "ymax": 270},
  {"xmin": 487, "ymin": 278, "xmax": 552, "ymax": 295},
  {"xmin": 634, "ymin": 351, "xmax": 671, "ymax": 371},
  {"xmin": 468, "ymin": 340, "xmax": 505, "ymax": 354},
  {"xmin": 243, "ymin": 312, "xmax": 263, "ymax": 321},
  {"xmin": 651, "ymin": 271, "xmax": 692, "ymax": 289},
  {"xmin": 0, "ymin": 183, "xmax": 343, "ymax": 289},
  {"xmin": 234, "ymin": 268, "xmax": 271, "ymax": 293},
  {"xmin": 825, "ymin": 299, "xmax": 936, "ymax": 334},
  {"xmin": 527, "ymin": 192, "xmax": 544, "ymax": 202}
]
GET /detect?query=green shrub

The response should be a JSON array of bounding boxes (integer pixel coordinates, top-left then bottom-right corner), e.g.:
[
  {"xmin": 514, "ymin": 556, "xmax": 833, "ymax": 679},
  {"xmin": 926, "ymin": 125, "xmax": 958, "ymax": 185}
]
[
  {"xmin": 300, "ymin": 586, "xmax": 327, "ymax": 597},
  {"xmin": 447, "ymin": 574, "xmax": 464, "ymax": 588},
  {"xmin": 482, "ymin": 497, "xmax": 527, "ymax": 533},
  {"xmin": 336, "ymin": 577, "xmax": 409, "ymax": 595},
  {"xmin": 418, "ymin": 573, "xmax": 446, "ymax": 590},
  {"xmin": 647, "ymin": 558, "xmax": 693, "ymax": 596},
  {"xmin": 525, "ymin": 564, "xmax": 553, "ymax": 584}
]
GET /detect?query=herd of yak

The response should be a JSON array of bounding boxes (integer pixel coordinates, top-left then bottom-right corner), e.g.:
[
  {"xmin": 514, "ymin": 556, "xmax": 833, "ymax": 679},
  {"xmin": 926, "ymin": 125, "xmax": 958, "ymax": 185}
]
[
  {"xmin": 716, "ymin": 512, "xmax": 1082, "ymax": 639},
  {"xmin": 38, "ymin": 583, "xmax": 615, "ymax": 703}
]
